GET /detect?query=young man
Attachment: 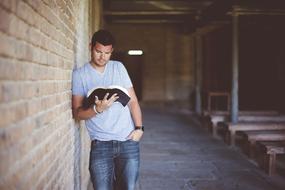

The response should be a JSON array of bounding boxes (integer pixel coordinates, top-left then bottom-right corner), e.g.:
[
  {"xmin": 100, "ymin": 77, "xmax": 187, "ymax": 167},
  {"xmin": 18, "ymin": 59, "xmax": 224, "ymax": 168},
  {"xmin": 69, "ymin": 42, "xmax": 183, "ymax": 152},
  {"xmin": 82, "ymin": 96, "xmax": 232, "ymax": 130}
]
[{"xmin": 72, "ymin": 29, "xmax": 144, "ymax": 190}]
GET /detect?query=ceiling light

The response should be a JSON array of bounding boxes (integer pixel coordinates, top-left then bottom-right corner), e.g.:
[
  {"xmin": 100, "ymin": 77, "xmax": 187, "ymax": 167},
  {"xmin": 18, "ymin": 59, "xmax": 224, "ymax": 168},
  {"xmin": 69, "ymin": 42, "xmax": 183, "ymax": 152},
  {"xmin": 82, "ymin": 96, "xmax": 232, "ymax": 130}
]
[{"xmin": 128, "ymin": 50, "xmax": 143, "ymax": 55}]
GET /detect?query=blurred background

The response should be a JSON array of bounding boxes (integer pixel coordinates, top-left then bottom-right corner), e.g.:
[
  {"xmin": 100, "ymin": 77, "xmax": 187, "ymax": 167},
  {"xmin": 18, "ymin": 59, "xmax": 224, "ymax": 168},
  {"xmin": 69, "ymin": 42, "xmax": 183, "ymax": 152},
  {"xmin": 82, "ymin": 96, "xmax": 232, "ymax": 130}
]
[{"xmin": 0, "ymin": 0, "xmax": 285, "ymax": 189}]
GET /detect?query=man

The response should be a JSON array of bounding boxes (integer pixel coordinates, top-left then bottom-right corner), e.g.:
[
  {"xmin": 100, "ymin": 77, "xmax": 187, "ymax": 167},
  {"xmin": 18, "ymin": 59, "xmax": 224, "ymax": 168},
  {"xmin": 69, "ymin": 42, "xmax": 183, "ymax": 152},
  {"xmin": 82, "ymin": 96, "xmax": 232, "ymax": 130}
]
[{"xmin": 72, "ymin": 29, "xmax": 143, "ymax": 190}]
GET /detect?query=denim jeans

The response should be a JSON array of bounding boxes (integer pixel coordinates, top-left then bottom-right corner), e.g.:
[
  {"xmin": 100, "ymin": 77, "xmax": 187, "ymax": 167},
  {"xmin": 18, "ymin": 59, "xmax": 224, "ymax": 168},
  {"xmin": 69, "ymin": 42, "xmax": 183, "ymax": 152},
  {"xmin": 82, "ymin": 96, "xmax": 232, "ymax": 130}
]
[{"xmin": 89, "ymin": 140, "xmax": 140, "ymax": 190}]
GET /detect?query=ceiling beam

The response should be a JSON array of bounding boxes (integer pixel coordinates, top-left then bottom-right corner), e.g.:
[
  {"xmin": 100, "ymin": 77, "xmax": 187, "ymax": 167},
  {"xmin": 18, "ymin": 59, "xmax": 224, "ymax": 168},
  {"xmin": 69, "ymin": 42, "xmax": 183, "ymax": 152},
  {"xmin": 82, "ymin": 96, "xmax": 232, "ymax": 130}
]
[
  {"xmin": 108, "ymin": 19, "xmax": 186, "ymax": 24},
  {"xmin": 104, "ymin": 10, "xmax": 196, "ymax": 16}
]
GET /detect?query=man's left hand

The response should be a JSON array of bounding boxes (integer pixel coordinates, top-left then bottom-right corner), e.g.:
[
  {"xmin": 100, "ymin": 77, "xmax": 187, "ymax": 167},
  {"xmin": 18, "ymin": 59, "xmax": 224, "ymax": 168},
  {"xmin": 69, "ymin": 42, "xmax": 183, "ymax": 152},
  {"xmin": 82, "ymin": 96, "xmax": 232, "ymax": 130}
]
[{"xmin": 127, "ymin": 129, "xmax": 143, "ymax": 142}]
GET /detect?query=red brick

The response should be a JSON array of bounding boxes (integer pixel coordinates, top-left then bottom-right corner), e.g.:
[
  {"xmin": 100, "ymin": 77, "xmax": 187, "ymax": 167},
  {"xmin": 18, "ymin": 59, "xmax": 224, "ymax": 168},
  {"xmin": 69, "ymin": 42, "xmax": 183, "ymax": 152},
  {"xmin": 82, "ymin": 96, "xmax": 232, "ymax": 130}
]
[
  {"xmin": 0, "ymin": 7, "xmax": 12, "ymax": 34},
  {"xmin": 26, "ymin": 27, "xmax": 43, "ymax": 48},
  {"xmin": 0, "ymin": 0, "xmax": 17, "ymax": 12},
  {"xmin": 24, "ymin": 0, "xmax": 41, "ymax": 14},
  {"xmin": 0, "ymin": 58, "xmax": 16, "ymax": 80},
  {"xmin": 0, "ymin": 103, "xmax": 19, "ymax": 128},
  {"xmin": 65, "ymin": 5, "xmax": 73, "ymax": 20},
  {"xmin": 16, "ymin": 1, "xmax": 37, "ymax": 27},
  {"xmin": 0, "ymin": 32, "xmax": 17, "ymax": 58}
]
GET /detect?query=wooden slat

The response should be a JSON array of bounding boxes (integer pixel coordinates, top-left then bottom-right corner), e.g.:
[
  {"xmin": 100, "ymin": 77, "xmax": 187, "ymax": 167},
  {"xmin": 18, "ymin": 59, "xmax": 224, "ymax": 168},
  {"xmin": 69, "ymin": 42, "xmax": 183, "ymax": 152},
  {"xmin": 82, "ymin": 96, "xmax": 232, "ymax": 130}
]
[
  {"xmin": 239, "ymin": 115, "xmax": 285, "ymax": 122},
  {"xmin": 239, "ymin": 130, "xmax": 285, "ymax": 141}
]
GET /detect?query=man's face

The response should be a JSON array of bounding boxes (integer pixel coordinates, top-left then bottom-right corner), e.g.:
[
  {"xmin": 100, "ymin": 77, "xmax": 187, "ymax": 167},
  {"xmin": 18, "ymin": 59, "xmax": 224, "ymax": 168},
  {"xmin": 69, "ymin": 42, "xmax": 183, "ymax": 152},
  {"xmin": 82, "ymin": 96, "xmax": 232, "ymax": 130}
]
[{"xmin": 91, "ymin": 42, "xmax": 113, "ymax": 67}]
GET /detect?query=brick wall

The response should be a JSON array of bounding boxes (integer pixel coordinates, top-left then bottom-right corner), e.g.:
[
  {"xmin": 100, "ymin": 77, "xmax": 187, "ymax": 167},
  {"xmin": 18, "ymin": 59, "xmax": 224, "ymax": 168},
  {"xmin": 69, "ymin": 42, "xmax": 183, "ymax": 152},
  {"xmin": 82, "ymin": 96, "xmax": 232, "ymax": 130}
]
[{"xmin": 0, "ymin": 0, "xmax": 99, "ymax": 189}]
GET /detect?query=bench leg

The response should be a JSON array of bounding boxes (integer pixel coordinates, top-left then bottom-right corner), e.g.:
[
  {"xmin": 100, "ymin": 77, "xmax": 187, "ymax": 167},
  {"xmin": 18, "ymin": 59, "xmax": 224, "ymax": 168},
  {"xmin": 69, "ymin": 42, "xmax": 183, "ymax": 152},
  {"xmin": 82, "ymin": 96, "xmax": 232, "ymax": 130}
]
[
  {"xmin": 243, "ymin": 140, "xmax": 256, "ymax": 158},
  {"xmin": 249, "ymin": 141, "xmax": 255, "ymax": 158},
  {"xmin": 256, "ymin": 150, "xmax": 265, "ymax": 170},
  {"xmin": 224, "ymin": 130, "xmax": 235, "ymax": 146},
  {"xmin": 207, "ymin": 121, "xmax": 213, "ymax": 131},
  {"xmin": 224, "ymin": 131, "xmax": 230, "ymax": 144},
  {"xmin": 230, "ymin": 131, "xmax": 235, "ymax": 146},
  {"xmin": 212, "ymin": 122, "xmax": 218, "ymax": 138},
  {"xmin": 265, "ymin": 153, "xmax": 276, "ymax": 176},
  {"xmin": 242, "ymin": 140, "xmax": 249, "ymax": 156}
]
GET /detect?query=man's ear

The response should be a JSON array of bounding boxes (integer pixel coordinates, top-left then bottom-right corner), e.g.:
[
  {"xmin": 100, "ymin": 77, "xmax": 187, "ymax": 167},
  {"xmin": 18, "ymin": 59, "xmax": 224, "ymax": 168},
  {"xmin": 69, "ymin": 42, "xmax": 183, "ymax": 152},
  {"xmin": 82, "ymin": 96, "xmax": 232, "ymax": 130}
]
[{"xmin": 89, "ymin": 43, "xmax": 92, "ymax": 51}]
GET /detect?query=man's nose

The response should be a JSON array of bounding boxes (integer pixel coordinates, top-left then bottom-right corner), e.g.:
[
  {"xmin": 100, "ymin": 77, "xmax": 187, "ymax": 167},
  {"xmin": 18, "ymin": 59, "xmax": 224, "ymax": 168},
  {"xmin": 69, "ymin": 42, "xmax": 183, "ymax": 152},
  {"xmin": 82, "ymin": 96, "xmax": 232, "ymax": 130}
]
[{"xmin": 100, "ymin": 53, "xmax": 106, "ymax": 59}]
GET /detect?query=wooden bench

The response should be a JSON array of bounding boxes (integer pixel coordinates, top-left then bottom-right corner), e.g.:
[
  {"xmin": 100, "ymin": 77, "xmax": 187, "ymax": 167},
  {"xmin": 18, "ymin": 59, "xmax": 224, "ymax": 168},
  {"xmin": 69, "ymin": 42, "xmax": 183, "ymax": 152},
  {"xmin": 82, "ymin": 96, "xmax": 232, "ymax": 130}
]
[
  {"xmin": 223, "ymin": 122, "xmax": 285, "ymax": 146},
  {"xmin": 210, "ymin": 114, "xmax": 229, "ymax": 138},
  {"xmin": 238, "ymin": 130, "xmax": 285, "ymax": 158},
  {"xmin": 201, "ymin": 111, "xmax": 229, "ymax": 138},
  {"xmin": 256, "ymin": 141, "xmax": 285, "ymax": 176},
  {"xmin": 205, "ymin": 111, "xmax": 281, "ymax": 139}
]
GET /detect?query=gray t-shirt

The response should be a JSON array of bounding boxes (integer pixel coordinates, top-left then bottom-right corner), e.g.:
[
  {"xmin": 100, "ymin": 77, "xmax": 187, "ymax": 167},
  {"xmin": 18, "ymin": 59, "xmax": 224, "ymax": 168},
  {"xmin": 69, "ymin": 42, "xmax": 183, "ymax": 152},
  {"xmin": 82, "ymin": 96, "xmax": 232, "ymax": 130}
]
[{"xmin": 72, "ymin": 61, "xmax": 134, "ymax": 141}]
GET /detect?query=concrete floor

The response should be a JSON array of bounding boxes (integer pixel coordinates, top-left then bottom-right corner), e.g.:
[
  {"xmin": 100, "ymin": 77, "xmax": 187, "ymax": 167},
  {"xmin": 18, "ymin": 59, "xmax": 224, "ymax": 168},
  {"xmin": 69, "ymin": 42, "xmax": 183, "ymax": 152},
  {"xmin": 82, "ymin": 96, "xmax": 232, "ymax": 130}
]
[
  {"xmin": 88, "ymin": 106, "xmax": 285, "ymax": 190},
  {"xmin": 136, "ymin": 106, "xmax": 285, "ymax": 190}
]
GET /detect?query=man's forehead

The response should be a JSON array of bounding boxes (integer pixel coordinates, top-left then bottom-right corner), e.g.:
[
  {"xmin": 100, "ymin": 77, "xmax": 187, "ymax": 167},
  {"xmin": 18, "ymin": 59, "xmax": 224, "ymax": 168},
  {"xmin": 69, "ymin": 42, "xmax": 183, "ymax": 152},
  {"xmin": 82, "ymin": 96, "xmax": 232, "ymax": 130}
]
[{"xmin": 94, "ymin": 42, "xmax": 113, "ymax": 51}]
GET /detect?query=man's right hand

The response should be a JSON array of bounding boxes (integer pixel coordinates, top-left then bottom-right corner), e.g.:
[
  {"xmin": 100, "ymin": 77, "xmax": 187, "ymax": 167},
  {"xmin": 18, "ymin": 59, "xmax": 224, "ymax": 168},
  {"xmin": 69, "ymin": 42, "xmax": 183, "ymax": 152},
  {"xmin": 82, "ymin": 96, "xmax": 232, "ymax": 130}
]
[{"xmin": 95, "ymin": 93, "xmax": 119, "ymax": 113}]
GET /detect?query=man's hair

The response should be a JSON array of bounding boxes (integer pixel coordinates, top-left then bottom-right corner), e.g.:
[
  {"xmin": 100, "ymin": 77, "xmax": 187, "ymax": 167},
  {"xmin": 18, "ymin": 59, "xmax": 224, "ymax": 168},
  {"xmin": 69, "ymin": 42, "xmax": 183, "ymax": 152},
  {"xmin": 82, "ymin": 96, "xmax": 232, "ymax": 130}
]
[{"xmin": 91, "ymin": 29, "xmax": 115, "ymax": 48}]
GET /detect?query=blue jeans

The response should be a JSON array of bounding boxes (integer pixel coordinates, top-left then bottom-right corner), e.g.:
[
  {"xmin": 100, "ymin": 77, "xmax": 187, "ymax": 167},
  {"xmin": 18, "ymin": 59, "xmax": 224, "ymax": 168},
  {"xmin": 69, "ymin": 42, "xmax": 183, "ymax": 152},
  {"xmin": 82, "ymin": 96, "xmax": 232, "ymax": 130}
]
[{"xmin": 89, "ymin": 140, "xmax": 140, "ymax": 190}]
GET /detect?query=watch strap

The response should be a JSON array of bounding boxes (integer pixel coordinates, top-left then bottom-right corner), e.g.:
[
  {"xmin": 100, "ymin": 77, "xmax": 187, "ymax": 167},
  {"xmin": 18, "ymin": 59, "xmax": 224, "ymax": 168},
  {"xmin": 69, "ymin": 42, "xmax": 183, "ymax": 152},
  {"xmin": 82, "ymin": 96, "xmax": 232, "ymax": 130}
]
[{"xmin": 135, "ymin": 126, "xmax": 144, "ymax": 131}]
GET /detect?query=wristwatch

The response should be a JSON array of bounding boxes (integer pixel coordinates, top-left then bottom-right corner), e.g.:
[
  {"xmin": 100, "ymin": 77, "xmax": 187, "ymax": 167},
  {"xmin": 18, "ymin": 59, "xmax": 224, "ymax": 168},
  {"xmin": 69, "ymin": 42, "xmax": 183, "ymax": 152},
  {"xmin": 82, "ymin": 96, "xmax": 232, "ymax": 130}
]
[{"xmin": 135, "ymin": 126, "xmax": 144, "ymax": 132}]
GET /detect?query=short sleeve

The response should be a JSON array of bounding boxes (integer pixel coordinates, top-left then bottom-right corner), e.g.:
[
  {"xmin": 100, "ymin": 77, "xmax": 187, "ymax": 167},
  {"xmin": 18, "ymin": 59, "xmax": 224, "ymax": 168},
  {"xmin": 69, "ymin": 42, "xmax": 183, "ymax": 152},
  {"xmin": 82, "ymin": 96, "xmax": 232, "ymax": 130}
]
[
  {"xmin": 119, "ymin": 63, "xmax": 133, "ymax": 89},
  {"xmin": 72, "ymin": 69, "xmax": 85, "ymax": 96}
]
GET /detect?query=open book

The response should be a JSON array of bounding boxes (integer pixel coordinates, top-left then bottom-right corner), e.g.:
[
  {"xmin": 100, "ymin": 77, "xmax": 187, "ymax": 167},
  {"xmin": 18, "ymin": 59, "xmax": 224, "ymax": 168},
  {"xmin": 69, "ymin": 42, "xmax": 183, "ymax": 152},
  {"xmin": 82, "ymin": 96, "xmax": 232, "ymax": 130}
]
[{"xmin": 86, "ymin": 85, "xmax": 131, "ymax": 107}]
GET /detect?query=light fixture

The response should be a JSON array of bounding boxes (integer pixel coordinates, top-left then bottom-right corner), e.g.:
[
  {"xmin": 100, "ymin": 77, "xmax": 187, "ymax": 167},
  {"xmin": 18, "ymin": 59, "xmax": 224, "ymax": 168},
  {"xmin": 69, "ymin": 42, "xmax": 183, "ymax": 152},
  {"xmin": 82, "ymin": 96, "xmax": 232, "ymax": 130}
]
[{"xmin": 128, "ymin": 50, "xmax": 143, "ymax": 55}]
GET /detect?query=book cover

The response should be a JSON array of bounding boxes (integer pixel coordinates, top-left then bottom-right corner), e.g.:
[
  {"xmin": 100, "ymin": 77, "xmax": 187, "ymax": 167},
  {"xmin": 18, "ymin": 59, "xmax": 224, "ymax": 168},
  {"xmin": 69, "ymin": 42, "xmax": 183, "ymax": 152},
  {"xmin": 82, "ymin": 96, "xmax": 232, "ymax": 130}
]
[{"xmin": 86, "ymin": 85, "xmax": 131, "ymax": 107}]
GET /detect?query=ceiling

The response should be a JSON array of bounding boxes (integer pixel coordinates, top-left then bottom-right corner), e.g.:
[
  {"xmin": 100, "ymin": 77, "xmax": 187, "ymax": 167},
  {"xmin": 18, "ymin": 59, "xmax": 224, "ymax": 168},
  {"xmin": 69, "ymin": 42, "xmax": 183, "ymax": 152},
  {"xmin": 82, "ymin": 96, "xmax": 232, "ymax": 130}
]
[
  {"xmin": 103, "ymin": 0, "xmax": 221, "ymax": 24},
  {"xmin": 102, "ymin": 0, "xmax": 285, "ymax": 25}
]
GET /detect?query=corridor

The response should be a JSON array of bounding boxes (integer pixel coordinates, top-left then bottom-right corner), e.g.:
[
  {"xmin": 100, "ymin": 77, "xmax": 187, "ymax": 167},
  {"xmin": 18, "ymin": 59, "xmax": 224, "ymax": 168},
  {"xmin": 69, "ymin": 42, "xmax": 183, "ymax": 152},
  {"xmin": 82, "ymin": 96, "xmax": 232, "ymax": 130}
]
[
  {"xmin": 1, "ymin": 1, "xmax": 285, "ymax": 189},
  {"xmin": 136, "ymin": 107, "xmax": 285, "ymax": 190}
]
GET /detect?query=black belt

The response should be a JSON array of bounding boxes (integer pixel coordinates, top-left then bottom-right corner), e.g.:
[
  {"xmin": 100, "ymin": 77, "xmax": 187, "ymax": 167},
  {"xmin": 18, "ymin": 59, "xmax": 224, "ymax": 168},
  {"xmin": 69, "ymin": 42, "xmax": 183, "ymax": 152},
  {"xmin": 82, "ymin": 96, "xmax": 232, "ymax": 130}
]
[{"xmin": 91, "ymin": 139, "xmax": 97, "ymax": 145}]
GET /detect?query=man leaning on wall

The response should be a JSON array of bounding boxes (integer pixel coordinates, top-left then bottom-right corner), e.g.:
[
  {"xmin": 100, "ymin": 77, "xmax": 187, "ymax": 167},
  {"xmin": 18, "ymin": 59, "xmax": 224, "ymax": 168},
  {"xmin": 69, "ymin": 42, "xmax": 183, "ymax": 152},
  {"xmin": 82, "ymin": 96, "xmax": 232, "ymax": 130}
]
[{"xmin": 72, "ymin": 29, "xmax": 144, "ymax": 190}]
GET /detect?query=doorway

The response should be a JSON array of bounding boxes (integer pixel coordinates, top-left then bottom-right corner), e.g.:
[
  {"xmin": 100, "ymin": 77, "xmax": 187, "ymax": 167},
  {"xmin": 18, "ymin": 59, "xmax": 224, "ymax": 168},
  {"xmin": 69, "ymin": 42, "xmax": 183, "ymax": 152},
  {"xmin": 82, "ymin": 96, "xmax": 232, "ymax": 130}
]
[{"xmin": 112, "ymin": 51, "xmax": 143, "ymax": 101}]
